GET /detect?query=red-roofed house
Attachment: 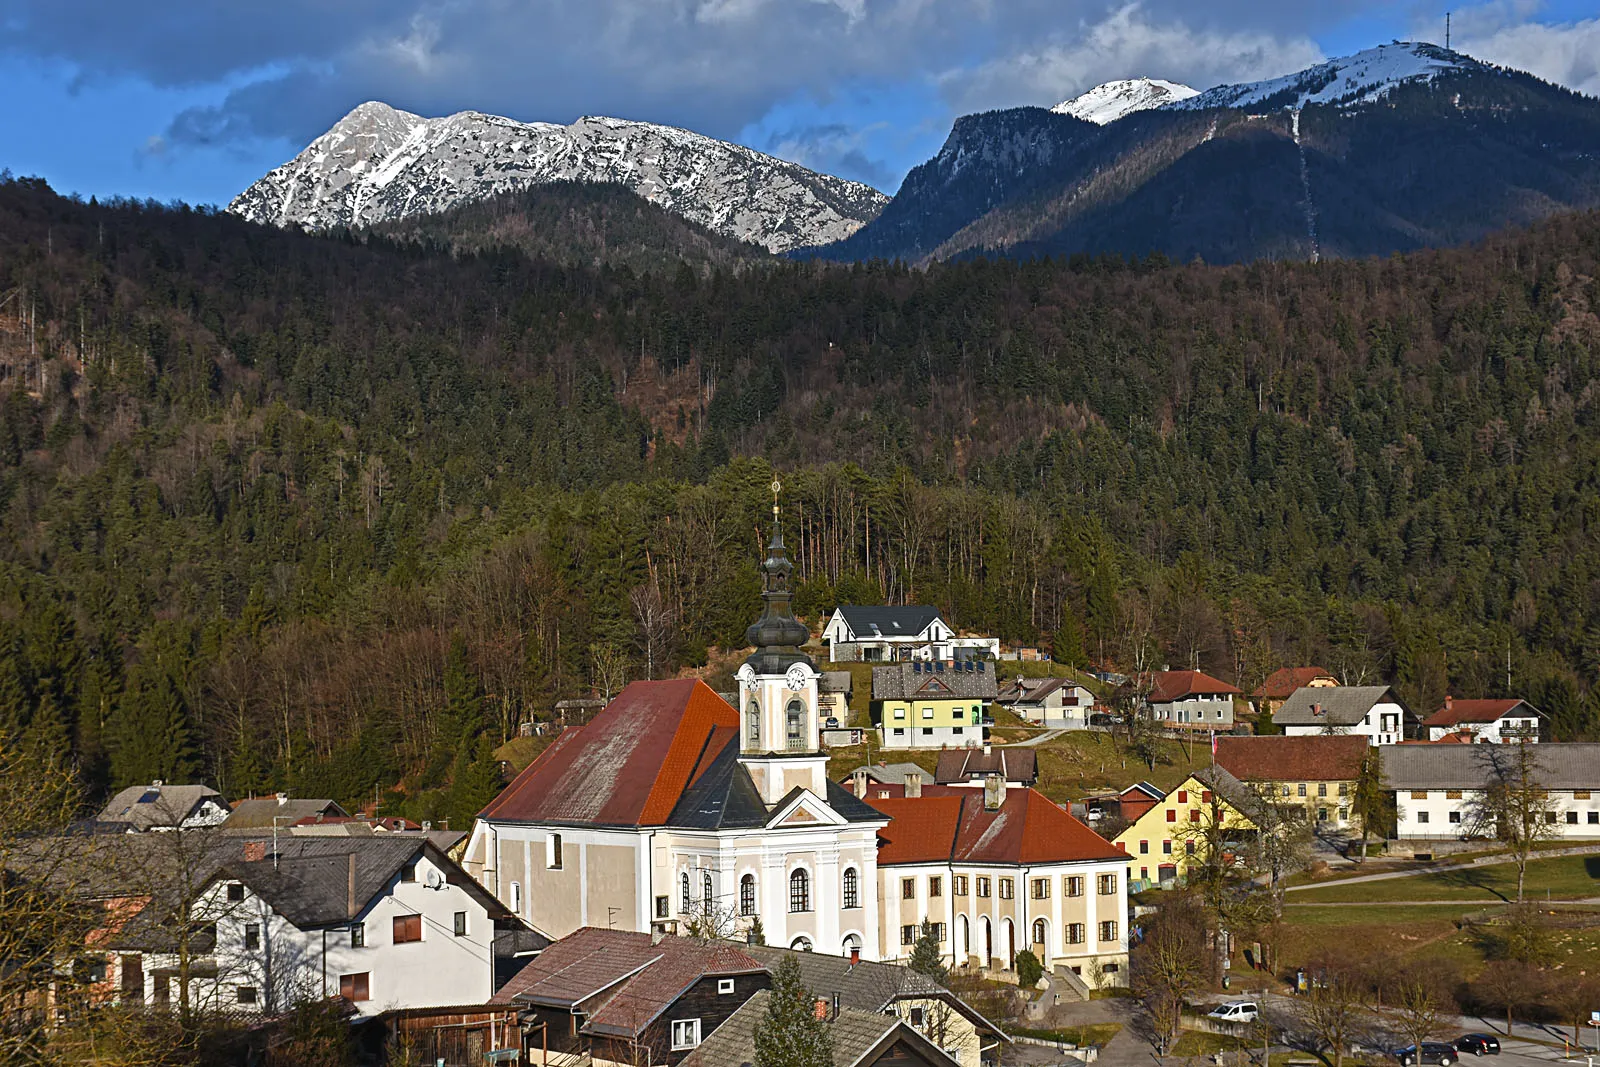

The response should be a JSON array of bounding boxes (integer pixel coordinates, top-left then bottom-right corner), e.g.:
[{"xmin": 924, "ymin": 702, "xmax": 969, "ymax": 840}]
[
  {"xmin": 865, "ymin": 783, "xmax": 1128, "ymax": 983},
  {"xmin": 1146, "ymin": 670, "xmax": 1241, "ymax": 731},
  {"xmin": 1423, "ymin": 696, "xmax": 1545, "ymax": 743},
  {"xmin": 1252, "ymin": 667, "xmax": 1338, "ymax": 715},
  {"xmin": 464, "ymin": 515, "xmax": 890, "ymax": 960},
  {"xmin": 1214, "ymin": 734, "xmax": 1370, "ymax": 827}
]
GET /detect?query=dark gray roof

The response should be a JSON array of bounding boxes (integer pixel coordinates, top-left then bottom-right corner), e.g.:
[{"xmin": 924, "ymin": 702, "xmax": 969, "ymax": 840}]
[
  {"xmin": 820, "ymin": 671, "xmax": 854, "ymax": 695},
  {"xmin": 835, "ymin": 606, "xmax": 944, "ymax": 639},
  {"xmin": 680, "ymin": 989, "xmax": 958, "ymax": 1067},
  {"xmin": 1190, "ymin": 764, "xmax": 1264, "ymax": 822},
  {"xmin": 666, "ymin": 745, "xmax": 887, "ymax": 830},
  {"xmin": 1272, "ymin": 686, "xmax": 1409, "ymax": 727},
  {"xmin": 222, "ymin": 797, "xmax": 349, "ymax": 829},
  {"xmin": 871, "ymin": 661, "xmax": 997, "ymax": 702},
  {"xmin": 845, "ymin": 763, "xmax": 928, "ymax": 785},
  {"xmin": 1380, "ymin": 743, "xmax": 1600, "ymax": 790},
  {"xmin": 95, "ymin": 784, "xmax": 228, "ymax": 830}
]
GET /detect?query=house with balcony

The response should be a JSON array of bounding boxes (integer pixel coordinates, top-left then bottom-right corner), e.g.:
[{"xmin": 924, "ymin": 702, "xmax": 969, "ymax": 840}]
[
  {"xmin": 822, "ymin": 606, "xmax": 999, "ymax": 664},
  {"xmin": 1274, "ymin": 686, "xmax": 1417, "ymax": 745},
  {"xmin": 871, "ymin": 660, "xmax": 997, "ymax": 750},
  {"xmin": 996, "ymin": 677, "xmax": 1095, "ymax": 729},
  {"xmin": 1422, "ymin": 697, "xmax": 1545, "ymax": 743},
  {"xmin": 1145, "ymin": 670, "xmax": 1240, "ymax": 731}
]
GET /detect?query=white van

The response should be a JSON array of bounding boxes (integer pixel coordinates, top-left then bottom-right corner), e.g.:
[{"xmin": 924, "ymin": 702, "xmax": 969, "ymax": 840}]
[{"xmin": 1207, "ymin": 1002, "xmax": 1260, "ymax": 1024}]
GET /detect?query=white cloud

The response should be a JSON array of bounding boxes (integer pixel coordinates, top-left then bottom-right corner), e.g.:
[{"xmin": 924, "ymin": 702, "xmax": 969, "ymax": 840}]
[{"xmin": 1444, "ymin": 3, "xmax": 1600, "ymax": 97}]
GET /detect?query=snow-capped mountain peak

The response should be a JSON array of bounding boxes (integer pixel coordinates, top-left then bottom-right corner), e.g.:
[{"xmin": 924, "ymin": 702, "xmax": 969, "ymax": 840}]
[
  {"xmin": 229, "ymin": 103, "xmax": 888, "ymax": 253},
  {"xmin": 1052, "ymin": 78, "xmax": 1199, "ymax": 124},
  {"xmin": 1171, "ymin": 42, "xmax": 1483, "ymax": 113}
]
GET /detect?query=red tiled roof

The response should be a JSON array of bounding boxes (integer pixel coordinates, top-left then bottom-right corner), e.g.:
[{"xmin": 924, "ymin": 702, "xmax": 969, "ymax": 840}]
[
  {"xmin": 868, "ymin": 790, "xmax": 1123, "ymax": 866},
  {"xmin": 1214, "ymin": 734, "xmax": 1368, "ymax": 782},
  {"xmin": 480, "ymin": 679, "xmax": 737, "ymax": 827},
  {"xmin": 1149, "ymin": 670, "xmax": 1240, "ymax": 703},
  {"xmin": 1423, "ymin": 698, "xmax": 1528, "ymax": 728},
  {"xmin": 1253, "ymin": 667, "xmax": 1337, "ymax": 700}
]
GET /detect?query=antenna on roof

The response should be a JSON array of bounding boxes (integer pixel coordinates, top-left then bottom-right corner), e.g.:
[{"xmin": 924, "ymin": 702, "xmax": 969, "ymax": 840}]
[{"xmin": 1445, "ymin": 11, "xmax": 1451, "ymax": 50}]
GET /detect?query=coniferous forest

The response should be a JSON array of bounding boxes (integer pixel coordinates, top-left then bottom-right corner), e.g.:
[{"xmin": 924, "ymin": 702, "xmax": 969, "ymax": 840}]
[{"xmin": 3, "ymin": 174, "xmax": 1600, "ymax": 819}]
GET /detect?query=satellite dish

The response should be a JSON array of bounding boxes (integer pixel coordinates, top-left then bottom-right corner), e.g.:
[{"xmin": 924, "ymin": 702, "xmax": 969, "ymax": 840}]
[{"xmin": 424, "ymin": 869, "xmax": 445, "ymax": 890}]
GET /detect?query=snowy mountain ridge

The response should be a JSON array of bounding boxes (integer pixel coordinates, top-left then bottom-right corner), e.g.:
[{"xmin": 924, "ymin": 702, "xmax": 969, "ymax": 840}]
[
  {"xmin": 228, "ymin": 102, "xmax": 888, "ymax": 253},
  {"xmin": 1052, "ymin": 78, "xmax": 1198, "ymax": 124},
  {"xmin": 1170, "ymin": 42, "xmax": 1484, "ymax": 112}
]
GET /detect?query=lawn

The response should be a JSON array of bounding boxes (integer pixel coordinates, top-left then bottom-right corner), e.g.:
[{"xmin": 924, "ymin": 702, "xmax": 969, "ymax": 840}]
[
  {"xmin": 1006, "ymin": 1023, "xmax": 1123, "ymax": 1047},
  {"xmin": 1290, "ymin": 856, "xmax": 1600, "ymax": 904}
]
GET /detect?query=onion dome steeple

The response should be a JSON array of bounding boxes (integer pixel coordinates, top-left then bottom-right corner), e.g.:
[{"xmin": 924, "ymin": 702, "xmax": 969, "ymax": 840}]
[{"xmin": 744, "ymin": 478, "xmax": 814, "ymax": 675}]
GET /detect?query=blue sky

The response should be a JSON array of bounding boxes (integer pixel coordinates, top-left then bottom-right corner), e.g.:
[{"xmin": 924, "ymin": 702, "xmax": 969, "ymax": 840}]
[{"xmin": 2, "ymin": 0, "xmax": 1596, "ymax": 205}]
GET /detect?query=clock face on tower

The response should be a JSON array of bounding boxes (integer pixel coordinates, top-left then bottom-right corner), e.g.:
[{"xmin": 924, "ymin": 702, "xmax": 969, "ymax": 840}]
[{"xmin": 785, "ymin": 664, "xmax": 809, "ymax": 691}]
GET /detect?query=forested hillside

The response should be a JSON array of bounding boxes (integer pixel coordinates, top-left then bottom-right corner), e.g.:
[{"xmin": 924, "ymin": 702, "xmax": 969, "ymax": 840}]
[{"xmin": 2, "ymin": 173, "xmax": 1599, "ymax": 821}]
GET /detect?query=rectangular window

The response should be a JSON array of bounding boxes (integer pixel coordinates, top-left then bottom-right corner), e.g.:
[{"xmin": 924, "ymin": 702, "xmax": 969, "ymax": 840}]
[
  {"xmin": 954, "ymin": 875, "xmax": 969, "ymax": 896},
  {"xmin": 350, "ymin": 923, "xmax": 365, "ymax": 948},
  {"xmin": 244, "ymin": 923, "xmax": 260, "ymax": 951},
  {"xmin": 1000, "ymin": 878, "xmax": 1014, "ymax": 900},
  {"xmin": 226, "ymin": 883, "xmax": 245, "ymax": 902},
  {"xmin": 340, "ymin": 973, "xmax": 370, "ymax": 1002},
  {"xmin": 1177, "ymin": 790, "xmax": 1187, "ymax": 804},
  {"xmin": 1575, "ymin": 791, "xmax": 1592, "ymax": 800},
  {"xmin": 1066, "ymin": 923, "xmax": 1086, "ymax": 945},
  {"xmin": 1339, "ymin": 807, "xmax": 1349, "ymax": 822},
  {"xmin": 1099, "ymin": 920, "xmax": 1119, "ymax": 942},
  {"xmin": 1031, "ymin": 878, "xmax": 1050, "ymax": 899},
  {"xmin": 1162, "ymin": 839, "xmax": 1172, "ymax": 855},
  {"xmin": 977, "ymin": 877, "xmax": 991, "ymax": 898},
  {"xmin": 928, "ymin": 876, "xmax": 942, "ymax": 898},
  {"xmin": 1446, "ymin": 790, "xmax": 1463, "ymax": 800},
  {"xmin": 1589, "ymin": 812, "xmax": 1599, "ymax": 825},
  {"xmin": 1138, "ymin": 840, "xmax": 1149, "ymax": 855},
  {"xmin": 393, "ymin": 914, "xmax": 422, "ymax": 944},
  {"xmin": 237, "ymin": 986, "xmax": 258, "ymax": 1005},
  {"xmin": 1098, "ymin": 873, "xmax": 1118, "ymax": 895},
  {"xmin": 933, "ymin": 923, "xmax": 946, "ymax": 942},
  {"xmin": 655, "ymin": 895, "xmax": 670, "ymax": 919},
  {"xmin": 1297, "ymin": 783, "xmax": 1307, "ymax": 798},
  {"xmin": 1317, "ymin": 783, "xmax": 1327, "ymax": 797},
  {"xmin": 892, "ymin": 728, "xmax": 905, "ymax": 736},
  {"xmin": 453, "ymin": 911, "xmax": 468, "ymax": 937},
  {"xmin": 1338, "ymin": 782, "xmax": 1349, "ymax": 796},
  {"xmin": 718, "ymin": 979, "xmax": 735, "ymax": 995},
  {"xmin": 1065, "ymin": 876, "xmax": 1083, "ymax": 897},
  {"xmin": 511, "ymin": 881, "xmax": 522, "ymax": 912},
  {"xmin": 921, "ymin": 728, "xmax": 934, "ymax": 736},
  {"xmin": 1165, "ymin": 809, "xmax": 1176, "ymax": 823},
  {"xmin": 1202, "ymin": 790, "xmax": 1213, "ymax": 803},
  {"xmin": 1189, "ymin": 810, "xmax": 1200, "ymax": 822},
  {"xmin": 670, "ymin": 1020, "xmax": 702, "ymax": 1051},
  {"xmin": 1417, "ymin": 811, "xmax": 1430, "ymax": 824},
  {"xmin": 1446, "ymin": 810, "xmax": 1461, "ymax": 824},
  {"xmin": 1411, "ymin": 791, "xmax": 1429, "ymax": 800},
  {"xmin": 1545, "ymin": 812, "xmax": 1559, "ymax": 824},
  {"xmin": 893, "ymin": 709, "xmax": 905, "ymax": 720},
  {"xmin": 1185, "ymin": 841, "xmax": 1195, "ymax": 855},
  {"xmin": 901, "ymin": 925, "xmax": 917, "ymax": 946},
  {"xmin": 909, "ymin": 1006, "xmax": 925, "ymax": 1027},
  {"xmin": 400, "ymin": 863, "xmax": 417, "ymax": 883},
  {"xmin": 1566, "ymin": 812, "xmax": 1578, "ymax": 824},
  {"xmin": 547, "ymin": 834, "xmax": 563, "ymax": 870},
  {"xmin": 902, "ymin": 878, "xmax": 915, "ymax": 900},
  {"xmin": 922, "ymin": 707, "xmax": 933, "ymax": 720}
]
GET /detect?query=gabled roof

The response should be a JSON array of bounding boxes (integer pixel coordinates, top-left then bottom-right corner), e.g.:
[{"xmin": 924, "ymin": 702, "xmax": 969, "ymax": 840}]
[
  {"xmin": 934, "ymin": 747, "xmax": 1037, "ymax": 784},
  {"xmin": 1149, "ymin": 670, "xmax": 1240, "ymax": 703},
  {"xmin": 1273, "ymin": 685, "xmax": 1408, "ymax": 727},
  {"xmin": 1215, "ymin": 735, "xmax": 1369, "ymax": 782},
  {"xmin": 1254, "ymin": 667, "xmax": 1337, "ymax": 700},
  {"xmin": 1119, "ymin": 781, "xmax": 1165, "ymax": 801},
  {"xmin": 1379, "ymin": 743, "xmax": 1600, "ymax": 790},
  {"xmin": 871, "ymin": 661, "xmax": 997, "ymax": 702},
  {"xmin": 680, "ymin": 989, "xmax": 958, "ymax": 1067},
  {"xmin": 844, "ymin": 763, "xmax": 931, "ymax": 786},
  {"xmin": 832, "ymin": 606, "xmax": 945, "ymax": 640},
  {"xmin": 222, "ymin": 797, "xmax": 346, "ymax": 830},
  {"xmin": 869, "ymin": 789, "xmax": 1124, "ymax": 866},
  {"xmin": 481, "ymin": 679, "xmax": 737, "ymax": 827},
  {"xmin": 1423, "ymin": 698, "xmax": 1541, "ymax": 728},
  {"xmin": 96, "ymin": 784, "xmax": 228, "ymax": 830}
]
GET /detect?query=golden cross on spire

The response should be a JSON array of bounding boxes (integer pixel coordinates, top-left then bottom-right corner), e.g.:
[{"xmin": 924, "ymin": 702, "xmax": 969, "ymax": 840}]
[{"xmin": 770, "ymin": 476, "xmax": 782, "ymax": 519}]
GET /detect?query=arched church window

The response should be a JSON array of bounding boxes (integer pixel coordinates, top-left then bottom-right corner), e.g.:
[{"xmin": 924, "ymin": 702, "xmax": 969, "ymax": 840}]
[
  {"xmin": 1033, "ymin": 919, "xmax": 1046, "ymax": 945},
  {"xmin": 789, "ymin": 868, "xmax": 810, "ymax": 913},
  {"xmin": 740, "ymin": 874, "xmax": 756, "ymax": 916},
  {"xmin": 746, "ymin": 700, "xmax": 760, "ymax": 746},
  {"xmin": 786, "ymin": 699, "xmax": 805, "ymax": 750},
  {"xmin": 842, "ymin": 867, "xmax": 859, "ymax": 909},
  {"xmin": 702, "ymin": 873, "xmax": 713, "ymax": 912},
  {"xmin": 681, "ymin": 872, "xmax": 690, "ymax": 914}
]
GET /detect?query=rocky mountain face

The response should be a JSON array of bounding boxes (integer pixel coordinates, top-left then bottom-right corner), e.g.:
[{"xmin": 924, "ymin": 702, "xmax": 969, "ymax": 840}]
[
  {"xmin": 1052, "ymin": 78, "xmax": 1197, "ymax": 124},
  {"xmin": 811, "ymin": 43, "xmax": 1600, "ymax": 265},
  {"xmin": 229, "ymin": 102, "xmax": 888, "ymax": 253}
]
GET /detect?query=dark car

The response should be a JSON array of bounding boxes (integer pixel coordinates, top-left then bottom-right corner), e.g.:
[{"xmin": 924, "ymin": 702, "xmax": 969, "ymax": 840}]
[
  {"xmin": 1397, "ymin": 1043, "xmax": 1457, "ymax": 1066},
  {"xmin": 1089, "ymin": 713, "xmax": 1115, "ymax": 727},
  {"xmin": 1454, "ymin": 1035, "xmax": 1500, "ymax": 1056}
]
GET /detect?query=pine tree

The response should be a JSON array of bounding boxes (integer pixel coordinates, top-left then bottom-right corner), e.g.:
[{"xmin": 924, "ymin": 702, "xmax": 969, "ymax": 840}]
[
  {"xmin": 908, "ymin": 918, "xmax": 948, "ymax": 984},
  {"xmin": 444, "ymin": 735, "xmax": 504, "ymax": 829},
  {"xmin": 753, "ymin": 954, "xmax": 833, "ymax": 1067},
  {"xmin": 1053, "ymin": 615, "xmax": 1088, "ymax": 670},
  {"xmin": 109, "ymin": 671, "xmax": 198, "ymax": 787}
]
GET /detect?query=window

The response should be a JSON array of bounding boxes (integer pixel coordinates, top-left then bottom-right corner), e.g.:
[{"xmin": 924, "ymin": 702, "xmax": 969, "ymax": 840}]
[
  {"xmin": 1318, "ymin": 808, "xmax": 1329, "ymax": 822},
  {"xmin": 656, "ymin": 895, "xmax": 671, "ymax": 919},
  {"xmin": 1338, "ymin": 782, "xmax": 1349, "ymax": 796},
  {"xmin": 339, "ymin": 973, "xmax": 370, "ymax": 1002},
  {"xmin": 892, "ymin": 728, "xmax": 905, "ymax": 736},
  {"xmin": 226, "ymin": 883, "xmax": 245, "ymax": 903},
  {"xmin": 1566, "ymin": 812, "xmax": 1579, "ymax": 824},
  {"xmin": 786, "ymin": 699, "xmax": 805, "ymax": 751},
  {"xmin": 244, "ymin": 923, "xmax": 260, "ymax": 951},
  {"xmin": 1162, "ymin": 839, "xmax": 1172, "ymax": 855},
  {"xmin": 921, "ymin": 728, "xmax": 934, "ymax": 736},
  {"xmin": 976, "ymin": 877, "xmax": 991, "ymax": 898},
  {"xmin": 922, "ymin": 707, "xmax": 933, "ymax": 720},
  {"xmin": 350, "ymin": 923, "xmax": 365, "ymax": 948},
  {"xmin": 400, "ymin": 862, "xmax": 417, "ymax": 883},
  {"xmin": 932, "ymin": 923, "xmax": 946, "ymax": 941},
  {"xmin": 1417, "ymin": 811, "xmax": 1431, "ymax": 824},
  {"xmin": 894, "ymin": 709, "xmax": 905, "ymax": 720},
  {"xmin": 742, "ymin": 875, "xmax": 759, "ymax": 915},
  {"xmin": 510, "ymin": 882, "xmax": 522, "ymax": 913},
  {"xmin": 1066, "ymin": 923, "xmax": 1086, "ymax": 945},
  {"xmin": 1576, "ymin": 791, "xmax": 1593, "ymax": 800},
  {"xmin": 1202, "ymin": 790, "xmax": 1213, "ymax": 803},
  {"xmin": 1099, "ymin": 920, "xmax": 1119, "ymax": 942},
  {"xmin": 1185, "ymin": 841, "xmax": 1195, "ymax": 855},
  {"xmin": 682, "ymin": 872, "xmax": 691, "ymax": 913},
  {"xmin": 1446, "ymin": 790, "xmax": 1463, "ymax": 800},
  {"xmin": 1297, "ymin": 783, "xmax": 1308, "ymax": 798},
  {"xmin": 1448, "ymin": 811, "xmax": 1462, "ymax": 824},
  {"xmin": 1339, "ymin": 807, "xmax": 1349, "ymax": 822},
  {"xmin": 1165, "ymin": 809, "xmax": 1176, "ymax": 823},
  {"xmin": 1031, "ymin": 878, "xmax": 1050, "ymax": 900},
  {"xmin": 1589, "ymin": 812, "xmax": 1599, "ymax": 825},
  {"xmin": 704, "ymin": 873, "xmax": 714, "ymax": 910},
  {"xmin": 237, "ymin": 986, "xmax": 258, "ymax": 1005},
  {"xmin": 1098, "ymin": 873, "xmax": 1118, "ymax": 895},
  {"xmin": 1189, "ymin": 809, "xmax": 1200, "ymax": 822},
  {"xmin": 453, "ymin": 911, "xmax": 468, "ymax": 937},
  {"xmin": 789, "ymin": 869, "xmax": 810, "ymax": 913},
  {"xmin": 393, "ymin": 914, "xmax": 422, "ymax": 944},
  {"xmin": 547, "ymin": 834, "xmax": 563, "ymax": 870},
  {"xmin": 747, "ymin": 700, "xmax": 760, "ymax": 745},
  {"xmin": 1032, "ymin": 919, "xmax": 1046, "ymax": 944},
  {"xmin": 999, "ymin": 878, "xmax": 1015, "ymax": 900},
  {"xmin": 718, "ymin": 978, "xmax": 735, "ymax": 995},
  {"xmin": 954, "ymin": 875, "xmax": 969, "ymax": 896},
  {"xmin": 1280, "ymin": 785, "xmax": 1291, "ymax": 798},
  {"xmin": 1411, "ymin": 790, "xmax": 1429, "ymax": 800},
  {"xmin": 670, "ymin": 1019, "xmax": 702, "ymax": 1051},
  {"xmin": 1065, "ymin": 876, "xmax": 1084, "ymax": 897},
  {"xmin": 1317, "ymin": 783, "xmax": 1327, "ymax": 797},
  {"xmin": 909, "ymin": 1006, "xmax": 926, "ymax": 1027},
  {"xmin": 1103, "ymin": 963, "xmax": 1121, "ymax": 974},
  {"xmin": 1545, "ymin": 812, "xmax": 1559, "ymax": 824},
  {"xmin": 902, "ymin": 878, "xmax": 916, "ymax": 900},
  {"xmin": 928, "ymin": 876, "xmax": 942, "ymax": 898},
  {"xmin": 1176, "ymin": 790, "xmax": 1187, "ymax": 803},
  {"xmin": 902, "ymin": 924, "xmax": 917, "ymax": 946}
]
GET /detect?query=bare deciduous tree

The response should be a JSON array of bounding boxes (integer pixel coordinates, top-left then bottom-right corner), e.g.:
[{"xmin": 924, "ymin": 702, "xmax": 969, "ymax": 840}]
[
  {"xmin": 1298, "ymin": 961, "xmax": 1366, "ymax": 1067},
  {"xmin": 630, "ymin": 583, "xmax": 677, "ymax": 681},
  {"xmin": 1467, "ymin": 743, "xmax": 1558, "ymax": 903}
]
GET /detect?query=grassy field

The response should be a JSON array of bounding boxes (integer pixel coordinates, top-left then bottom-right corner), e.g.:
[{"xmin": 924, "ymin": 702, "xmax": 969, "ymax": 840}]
[
  {"xmin": 1006, "ymin": 1023, "xmax": 1123, "ymax": 1047},
  {"xmin": 1290, "ymin": 856, "xmax": 1600, "ymax": 903}
]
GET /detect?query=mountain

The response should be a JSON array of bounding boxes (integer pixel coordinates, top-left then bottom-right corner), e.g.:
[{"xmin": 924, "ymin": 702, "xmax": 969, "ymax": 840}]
[
  {"xmin": 812, "ymin": 43, "xmax": 1600, "ymax": 265},
  {"xmin": 229, "ymin": 101, "xmax": 887, "ymax": 253},
  {"xmin": 1052, "ymin": 78, "xmax": 1198, "ymax": 124}
]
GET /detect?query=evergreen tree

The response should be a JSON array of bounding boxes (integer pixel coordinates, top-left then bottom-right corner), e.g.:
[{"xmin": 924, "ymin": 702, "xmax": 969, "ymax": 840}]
[
  {"xmin": 109, "ymin": 672, "xmax": 198, "ymax": 787},
  {"xmin": 907, "ymin": 918, "xmax": 948, "ymax": 984},
  {"xmin": 444, "ymin": 736, "xmax": 504, "ymax": 829},
  {"xmin": 1053, "ymin": 615, "xmax": 1088, "ymax": 670},
  {"xmin": 753, "ymin": 955, "xmax": 833, "ymax": 1067}
]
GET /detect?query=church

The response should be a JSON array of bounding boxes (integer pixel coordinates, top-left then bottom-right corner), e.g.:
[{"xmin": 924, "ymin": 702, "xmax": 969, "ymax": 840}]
[{"xmin": 461, "ymin": 492, "xmax": 890, "ymax": 957}]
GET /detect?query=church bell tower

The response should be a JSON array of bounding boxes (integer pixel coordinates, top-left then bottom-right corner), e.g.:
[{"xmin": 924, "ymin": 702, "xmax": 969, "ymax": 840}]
[{"xmin": 736, "ymin": 478, "xmax": 828, "ymax": 806}]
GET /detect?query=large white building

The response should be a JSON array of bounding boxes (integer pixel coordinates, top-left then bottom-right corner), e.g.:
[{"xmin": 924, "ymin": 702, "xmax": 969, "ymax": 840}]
[
  {"xmin": 1274, "ymin": 685, "xmax": 1417, "ymax": 746},
  {"xmin": 464, "ymin": 513, "xmax": 890, "ymax": 958},
  {"xmin": 821, "ymin": 606, "xmax": 999, "ymax": 664},
  {"xmin": 1381, "ymin": 743, "xmax": 1600, "ymax": 840},
  {"xmin": 1421, "ymin": 697, "xmax": 1545, "ymax": 743}
]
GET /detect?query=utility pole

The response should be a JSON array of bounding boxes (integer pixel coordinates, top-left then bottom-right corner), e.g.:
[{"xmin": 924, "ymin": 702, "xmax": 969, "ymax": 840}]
[{"xmin": 1446, "ymin": 12, "xmax": 1451, "ymax": 50}]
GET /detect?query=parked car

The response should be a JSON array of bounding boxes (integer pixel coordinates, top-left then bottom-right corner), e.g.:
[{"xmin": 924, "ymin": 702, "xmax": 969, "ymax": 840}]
[
  {"xmin": 1454, "ymin": 1035, "xmax": 1500, "ymax": 1056},
  {"xmin": 1089, "ymin": 713, "xmax": 1116, "ymax": 727},
  {"xmin": 1206, "ymin": 1002, "xmax": 1259, "ymax": 1024},
  {"xmin": 1085, "ymin": 807, "xmax": 1104, "ymax": 823},
  {"xmin": 1397, "ymin": 1043, "xmax": 1457, "ymax": 1066},
  {"xmin": 824, "ymin": 717, "xmax": 840, "ymax": 729}
]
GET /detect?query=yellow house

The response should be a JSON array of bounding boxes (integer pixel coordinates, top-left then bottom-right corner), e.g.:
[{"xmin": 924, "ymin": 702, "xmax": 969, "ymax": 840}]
[
  {"xmin": 1112, "ymin": 766, "xmax": 1256, "ymax": 885},
  {"xmin": 871, "ymin": 660, "xmax": 997, "ymax": 750}
]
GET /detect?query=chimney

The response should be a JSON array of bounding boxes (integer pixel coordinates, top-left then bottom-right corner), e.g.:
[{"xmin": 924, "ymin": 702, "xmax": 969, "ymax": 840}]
[
  {"xmin": 814, "ymin": 998, "xmax": 829, "ymax": 1021},
  {"xmin": 905, "ymin": 772, "xmax": 922, "ymax": 799},
  {"xmin": 347, "ymin": 854, "xmax": 357, "ymax": 918},
  {"xmin": 1311, "ymin": 703, "xmax": 1324, "ymax": 717},
  {"xmin": 852, "ymin": 772, "xmax": 868, "ymax": 800},
  {"xmin": 849, "ymin": 946, "xmax": 861, "ymax": 966},
  {"xmin": 1445, "ymin": 695, "xmax": 1454, "ymax": 711},
  {"xmin": 984, "ymin": 774, "xmax": 1006, "ymax": 812},
  {"xmin": 982, "ymin": 742, "xmax": 991, "ymax": 756},
  {"xmin": 831, "ymin": 993, "xmax": 841, "ymax": 1020},
  {"xmin": 242, "ymin": 841, "xmax": 267, "ymax": 863},
  {"xmin": 152, "ymin": 780, "xmax": 163, "ymax": 789}
]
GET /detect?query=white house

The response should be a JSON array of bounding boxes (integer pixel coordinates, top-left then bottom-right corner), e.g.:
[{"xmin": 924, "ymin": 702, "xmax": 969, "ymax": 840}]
[
  {"xmin": 1274, "ymin": 685, "xmax": 1417, "ymax": 746},
  {"xmin": 1381, "ymin": 743, "xmax": 1600, "ymax": 840},
  {"xmin": 997, "ymin": 677, "xmax": 1095, "ymax": 729},
  {"xmin": 464, "ymin": 518, "xmax": 890, "ymax": 959},
  {"xmin": 95, "ymin": 783, "xmax": 231, "ymax": 832},
  {"xmin": 1422, "ymin": 697, "xmax": 1545, "ymax": 743},
  {"xmin": 111, "ymin": 837, "xmax": 529, "ymax": 1016},
  {"xmin": 1146, "ymin": 670, "xmax": 1240, "ymax": 730},
  {"xmin": 821, "ymin": 606, "xmax": 998, "ymax": 664}
]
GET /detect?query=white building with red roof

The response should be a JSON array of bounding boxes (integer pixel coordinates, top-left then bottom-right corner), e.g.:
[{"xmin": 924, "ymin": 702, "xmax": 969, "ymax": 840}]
[
  {"xmin": 1422, "ymin": 696, "xmax": 1545, "ymax": 743},
  {"xmin": 463, "ymin": 504, "xmax": 889, "ymax": 959},
  {"xmin": 1146, "ymin": 669, "xmax": 1241, "ymax": 731}
]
